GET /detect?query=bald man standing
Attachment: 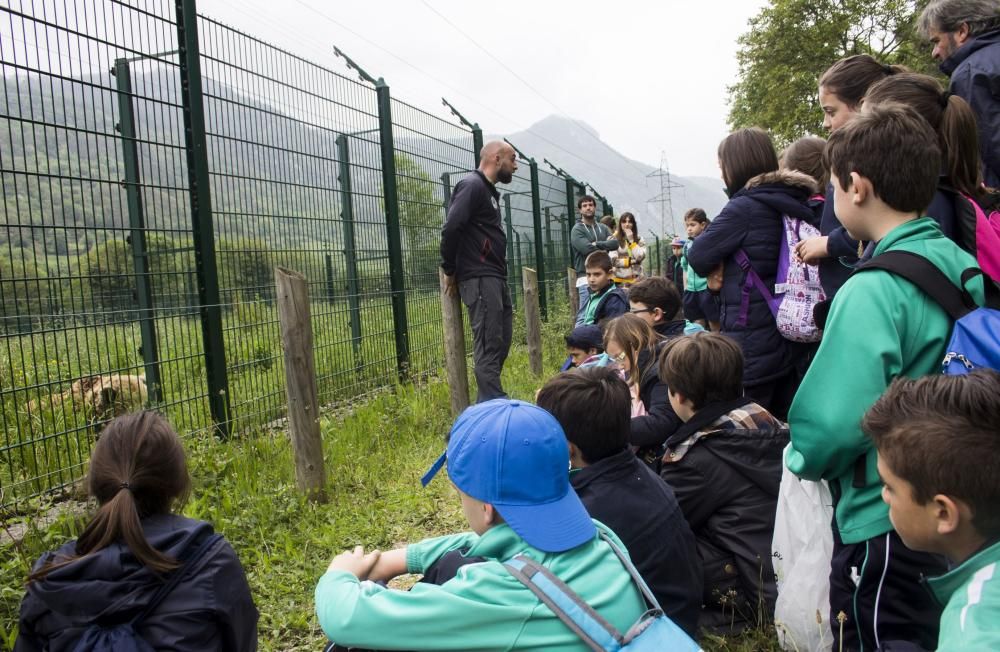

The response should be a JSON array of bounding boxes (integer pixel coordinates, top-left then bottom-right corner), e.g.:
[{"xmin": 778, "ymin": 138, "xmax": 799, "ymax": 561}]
[{"xmin": 440, "ymin": 141, "xmax": 517, "ymax": 402}]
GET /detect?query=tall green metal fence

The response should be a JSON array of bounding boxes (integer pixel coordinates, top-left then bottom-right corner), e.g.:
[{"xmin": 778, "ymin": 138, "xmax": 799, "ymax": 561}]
[{"xmin": 0, "ymin": 0, "xmax": 617, "ymax": 509}]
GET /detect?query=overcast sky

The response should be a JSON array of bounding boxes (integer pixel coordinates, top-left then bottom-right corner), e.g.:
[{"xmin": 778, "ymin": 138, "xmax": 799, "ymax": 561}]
[{"xmin": 195, "ymin": 0, "xmax": 769, "ymax": 179}]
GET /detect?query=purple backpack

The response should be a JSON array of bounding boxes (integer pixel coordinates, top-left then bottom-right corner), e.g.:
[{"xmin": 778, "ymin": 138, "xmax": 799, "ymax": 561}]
[{"xmin": 733, "ymin": 215, "xmax": 826, "ymax": 342}]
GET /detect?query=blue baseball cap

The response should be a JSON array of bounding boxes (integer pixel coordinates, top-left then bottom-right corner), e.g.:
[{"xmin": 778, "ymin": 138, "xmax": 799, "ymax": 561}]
[{"xmin": 421, "ymin": 399, "xmax": 596, "ymax": 553}]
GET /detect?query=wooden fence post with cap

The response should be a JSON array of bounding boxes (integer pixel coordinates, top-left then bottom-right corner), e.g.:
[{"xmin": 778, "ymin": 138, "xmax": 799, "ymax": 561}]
[
  {"xmin": 439, "ymin": 268, "xmax": 470, "ymax": 416},
  {"xmin": 523, "ymin": 268, "xmax": 543, "ymax": 377}
]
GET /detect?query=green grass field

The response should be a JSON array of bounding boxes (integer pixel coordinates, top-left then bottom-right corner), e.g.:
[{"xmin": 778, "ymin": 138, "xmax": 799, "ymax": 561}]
[{"xmin": 1, "ymin": 304, "xmax": 780, "ymax": 651}]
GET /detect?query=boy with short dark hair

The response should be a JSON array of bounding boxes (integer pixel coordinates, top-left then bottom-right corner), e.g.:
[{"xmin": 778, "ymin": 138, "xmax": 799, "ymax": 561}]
[
  {"xmin": 628, "ymin": 275, "xmax": 694, "ymax": 339},
  {"xmin": 314, "ymin": 399, "xmax": 648, "ymax": 651},
  {"xmin": 536, "ymin": 367, "xmax": 703, "ymax": 637},
  {"xmin": 681, "ymin": 209, "xmax": 720, "ymax": 331},
  {"xmin": 561, "ymin": 324, "xmax": 604, "ymax": 370},
  {"xmin": 657, "ymin": 333, "xmax": 786, "ymax": 634},
  {"xmin": 786, "ymin": 103, "xmax": 987, "ymax": 650},
  {"xmin": 863, "ymin": 370, "xmax": 1000, "ymax": 652},
  {"xmin": 582, "ymin": 251, "xmax": 627, "ymax": 326}
]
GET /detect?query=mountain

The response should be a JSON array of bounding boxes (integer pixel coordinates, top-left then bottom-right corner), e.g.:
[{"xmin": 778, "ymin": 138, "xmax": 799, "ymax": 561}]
[{"xmin": 495, "ymin": 115, "xmax": 728, "ymax": 237}]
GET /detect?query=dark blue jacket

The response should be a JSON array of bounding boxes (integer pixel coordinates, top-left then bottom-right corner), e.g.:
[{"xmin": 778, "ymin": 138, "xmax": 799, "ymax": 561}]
[
  {"xmin": 571, "ymin": 448, "xmax": 703, "ymax": 637},
  {"xmin": 440, "ymin": 171, "xmax": 506, "ymax": 281},
  {"xmin": 686, "ymin": 170, "xmax": 816, "ymax": 386},
  {"xmin": 942, "ymin": 28, "xmax": 1000, "ymax": 188},
  {"xmin": 819, "ymin": 183, "xmax": 860, "ymax": 298},
  {"xmin": 630, "ymin": 344, "xmax": 683, "ymax": 450},
  {"xmin": 17, "ymin": 515, "xmax": 258, "ymax": 651}
]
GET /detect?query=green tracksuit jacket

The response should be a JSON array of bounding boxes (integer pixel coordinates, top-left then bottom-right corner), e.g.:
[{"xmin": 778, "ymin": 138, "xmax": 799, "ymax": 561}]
[
  {"xmin": 927, "ymin": 539, "xmax": 1000, "ymax": 652},
  {"xmin": 786, "ymin": 218, "xmax": 983, "ymax": 544},
  {"xmin": 314, "ymin": 522, "xmax": 646, "ymax": 651}
]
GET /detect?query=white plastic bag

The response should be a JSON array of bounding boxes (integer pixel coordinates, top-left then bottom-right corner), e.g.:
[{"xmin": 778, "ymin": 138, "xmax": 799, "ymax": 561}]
[{"xmin": 772, "ymin": 461, "xmax": 834, "ymax": 651}]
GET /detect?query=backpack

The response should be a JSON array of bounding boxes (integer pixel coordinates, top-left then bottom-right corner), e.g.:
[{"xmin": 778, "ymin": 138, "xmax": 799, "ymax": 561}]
[
  {"xmin": 70, "ymin": 533, "xmax": 223, "ymax": 652},
  {"xmin": 943, "ymin": 184, "xmax": 1000, "ymax": 283},
  {"xmin": 851, "ymin": 251, "xmax": 1000, "ymax": 374},
  {"xmin": 503, "ymin": 531, "xmax": 701, "ymax": 652},
  {"xmin": 733, "ymin": 215, "xmax": 826, "ymax": 342}
]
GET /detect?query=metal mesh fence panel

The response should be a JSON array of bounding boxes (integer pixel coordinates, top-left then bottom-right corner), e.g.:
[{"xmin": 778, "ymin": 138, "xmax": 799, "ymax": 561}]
[{"xmin": 0, "ymin": 0, "xmax": 616, "ymax": 509}]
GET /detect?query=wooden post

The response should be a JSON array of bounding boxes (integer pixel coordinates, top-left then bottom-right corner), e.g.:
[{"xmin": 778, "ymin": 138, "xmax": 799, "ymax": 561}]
[
  {"xmin": 439, "ymin": 268, "xmax": 470, "ymax": 416},
  {"xmin": 567, "ymin": 267, "xmax": 579, "ymax": 323},
  {"xmin": 523, "ymin": 268, "xmax": 543, "ymax": 377},
  {"xmin": 275, "ymin": 266, "xmax": 326, "ymax": 501}
]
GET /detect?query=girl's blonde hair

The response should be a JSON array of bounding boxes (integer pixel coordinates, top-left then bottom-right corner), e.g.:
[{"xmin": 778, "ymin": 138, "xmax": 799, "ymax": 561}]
[{"xmin": 603, "ymin": 313, "xmax": 658, "ymax": 386}]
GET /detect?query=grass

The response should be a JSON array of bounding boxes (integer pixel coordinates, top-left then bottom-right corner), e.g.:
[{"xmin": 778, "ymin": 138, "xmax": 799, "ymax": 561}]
[{"xmin": 1, "ymin": 303, "xmax": 781, "ymax": 651}]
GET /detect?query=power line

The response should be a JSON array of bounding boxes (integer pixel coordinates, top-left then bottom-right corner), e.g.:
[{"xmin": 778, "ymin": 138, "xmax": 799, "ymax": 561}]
[
  {"xmin": 418, "ymin": 0, "xmax": 653, "ymax": 180},
  {"xmin": 646, "ymin": 152, "xmax": 684, "ymax": 236},
  {"xmin": 254, "ymin": 0, "xmax": 645, "ymax": 184}
]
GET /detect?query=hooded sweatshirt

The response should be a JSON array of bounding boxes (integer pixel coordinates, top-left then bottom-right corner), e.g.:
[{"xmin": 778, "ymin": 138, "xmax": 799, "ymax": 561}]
[{"xmin": 16, "ymin": 514, "xmax": 258, "ymax": 651}]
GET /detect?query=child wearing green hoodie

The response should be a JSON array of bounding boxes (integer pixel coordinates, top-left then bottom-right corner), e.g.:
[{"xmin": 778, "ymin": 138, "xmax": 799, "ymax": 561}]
[
  {"xmin": 863, "ymin": 371, "xmax": 1000, "ymax": 652},
  {"xmin": 785, "ymin": 103, "xmax": 985, "ymax": 651}
]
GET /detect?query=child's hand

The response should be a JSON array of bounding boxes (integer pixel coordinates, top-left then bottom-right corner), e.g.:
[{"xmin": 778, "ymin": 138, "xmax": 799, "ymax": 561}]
[
  {"xmin": 795, "ymin": 236, "xmax": 829, "ymax": 264},
  {"xmin": 367, "ymin": 547, "xmax": 409, "ymax": 582},
  {"xmin": 328, "ymin": 546, "xmax": 381, "ymax": 579}
]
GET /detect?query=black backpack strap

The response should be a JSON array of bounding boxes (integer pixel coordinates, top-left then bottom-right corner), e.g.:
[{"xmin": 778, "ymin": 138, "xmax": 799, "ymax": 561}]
[
  {"xmin": 131, "ymin": 532, "xmax": 223, "ymax": 627},
  {"xmin": 854, "ymin": 251, "xmax": 978, "ymax": 320}
]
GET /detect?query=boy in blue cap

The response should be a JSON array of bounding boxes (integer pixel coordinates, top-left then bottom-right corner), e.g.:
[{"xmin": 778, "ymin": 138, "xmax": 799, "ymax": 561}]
[{"xmin": 314, "ymin": 399, "xmax": 648, "ymax": 651}]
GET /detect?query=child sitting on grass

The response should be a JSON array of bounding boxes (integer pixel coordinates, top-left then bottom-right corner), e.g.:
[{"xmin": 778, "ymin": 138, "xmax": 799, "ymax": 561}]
[
  {"xmin": 313, "ymin": 399, "xmax": 651, "ymax": 651},
  {"xmin": 581, "ymin": 251, "xmax": 628, "ymax": 327},
  {"xmin": 560, "ymin": 324, "xmax": 604, "ymax": 371},
  {"xmin": 658, "ymin": 332, "xmax": 787, "ymax": 635},
  {"xmin": 536, "ymin": 366, "xmax": 703, "ymax": 637},
  {"xmin": 628, "ymin": 275, "xmax": 704, "ymax": 339},
  {"xmin": 863, "ymin": 371, "xmax": 1000, "ymax": 652}
]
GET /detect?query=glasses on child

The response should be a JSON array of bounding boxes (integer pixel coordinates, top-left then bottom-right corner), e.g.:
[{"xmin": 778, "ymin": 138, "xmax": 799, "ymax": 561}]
[{"xmin": 611, "ymin": 350, "xmax": 627, "ymax": 363}]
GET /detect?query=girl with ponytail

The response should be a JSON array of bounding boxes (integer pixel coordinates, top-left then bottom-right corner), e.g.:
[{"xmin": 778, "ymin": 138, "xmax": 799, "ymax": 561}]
[
  {"xmin": 863, "ymin": 72, "xmax": 987, "ymax": 250},
  {"xmin": 797, "ymin": 55, "xmax": 908, "ymax": 298},
  {"xmin": 17, "ymin": 411, "xmax": 258, "ymax": 651}
]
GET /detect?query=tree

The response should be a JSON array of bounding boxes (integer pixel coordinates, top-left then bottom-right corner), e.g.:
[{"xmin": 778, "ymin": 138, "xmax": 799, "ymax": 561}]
[
  {"xmin": 395, "ymin": 153, "xmax": 445, "ymax": 289},
  {"xmin": 727, "ymin": 0, "xmax": 936, "ymax": 146}
]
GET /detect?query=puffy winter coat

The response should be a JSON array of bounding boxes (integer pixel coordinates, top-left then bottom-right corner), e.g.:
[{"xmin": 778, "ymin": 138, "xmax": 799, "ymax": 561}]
[
  {"xmin": 17, "ymin": 514, "xmax": 258, "ymax": 651},
  {"xmin": 685, "ymin": 170, "xmax": 817, "ymax": 386}
]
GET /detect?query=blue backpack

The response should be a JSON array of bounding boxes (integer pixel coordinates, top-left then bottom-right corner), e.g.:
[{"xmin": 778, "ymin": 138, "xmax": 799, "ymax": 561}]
[
  {"xmin": 70, "ymin": 533, "xmax": 222, "ymax": 652},
  {"xmin": 503, "ymin": 531, "xmax": 701, "ymax": 652},
  {"xmin": 852, "ymin": 251, "xmax": 1000, "ymax": 374}
]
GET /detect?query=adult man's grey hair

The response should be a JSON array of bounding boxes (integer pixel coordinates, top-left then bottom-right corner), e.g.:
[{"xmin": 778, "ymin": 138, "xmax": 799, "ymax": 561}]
[{"xmin": 919, "ymin": 0, "xmax": 1000, "ymax": 39}]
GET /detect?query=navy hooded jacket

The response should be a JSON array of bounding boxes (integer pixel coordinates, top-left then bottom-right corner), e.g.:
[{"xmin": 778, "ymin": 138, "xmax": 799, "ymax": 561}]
[
  {"xmin": 941, "ymin": 28, "xmax": 1000, "ymax": 188},
  {"xmin": 686, "ymin": 170, "xmax": 817, "ymax": 386},
  {"xmin": 17, "ymin": 514, "xmax": 258, "ymax": 651}
]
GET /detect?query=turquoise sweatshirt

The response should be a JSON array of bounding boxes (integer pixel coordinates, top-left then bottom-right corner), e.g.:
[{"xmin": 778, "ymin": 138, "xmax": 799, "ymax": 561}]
[
  {"xmin": 786, "ymin": 218, "xmax": 983, "ymax": 544},
  {"xmin": 314, "ymin": 521, "xmax": 646, "ymax": 651},
  {"xmin": 928, "ymin": 539, "xmax": 1000, "ymax": 652}
]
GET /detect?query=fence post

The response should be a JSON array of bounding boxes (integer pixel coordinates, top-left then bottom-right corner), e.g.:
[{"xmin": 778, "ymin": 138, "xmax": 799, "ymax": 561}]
[
  {"xmin": 514, "ymin": 231, "xmax": 523, "ymax": 302},
  {"xmin": 439, "ymin": 268, "xmax": 469, "ymax": 416},
  {"xmin": 528, "ymin": 159, "xmax": 547, "ymax": 321},
  {"xmin": 374, "ymin": 79, "xmax": 410, "ymax": 380},
  {"xmin": 336, "ymin": 134, "xmax": 363, "ymax": 368},
  {"xmin": 275, "ymin": 267, "xmax": 326, "ymax": 501},
  {"xmin": 113, "ymin": 58, "xmax": 162, "ymax": 405},
  {"xmin": 441, "ymin": 172, "xmax": 452, "ymax": 209},
  {"xmin": 567, "ymin": 267, "xmax": 579, "ymax": 318},
  {"xmin": 654, "ymin": 235, "xmax": 662, "ymax": 276},
  {"xmin": 522, "ymin": 268, "xmax": 543, "ymax": 377},
  {"xmin": 471, "ymin": 124, "xmax": 483, "ymax": 168},
  {"xmin": 503, "ymin": 194, "xmax": 516, "ymax": 309},
  {"xmin": 175, "ymin": 0, "xmax": 230, "ymax": 436}
]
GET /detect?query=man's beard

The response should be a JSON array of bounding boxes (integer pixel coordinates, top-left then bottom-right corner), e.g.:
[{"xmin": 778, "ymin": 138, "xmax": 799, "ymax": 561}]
[{"xmin": 497, "ymin": 169, "xmax": 513, "ymax": 184}]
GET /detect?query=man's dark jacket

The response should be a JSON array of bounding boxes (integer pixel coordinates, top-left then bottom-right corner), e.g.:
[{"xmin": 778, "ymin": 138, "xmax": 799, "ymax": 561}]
[
  {"xmin": 440, "ymin": 171, "xmax": 506, "ymax": 281},
  {"xmin": 659, "ymin": 396, "xmax": 788, "ymax": 635},
  {"xmin": 17, "ymin": 514, "xmax": 258, "ymax": 651},
  {"xmin": 941, "ymin": 28, "xmax": 1000, "ymax": 188},
  {"xmin": 571, "ymin": 448, "xmax": 703, "ymax": 637}
]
